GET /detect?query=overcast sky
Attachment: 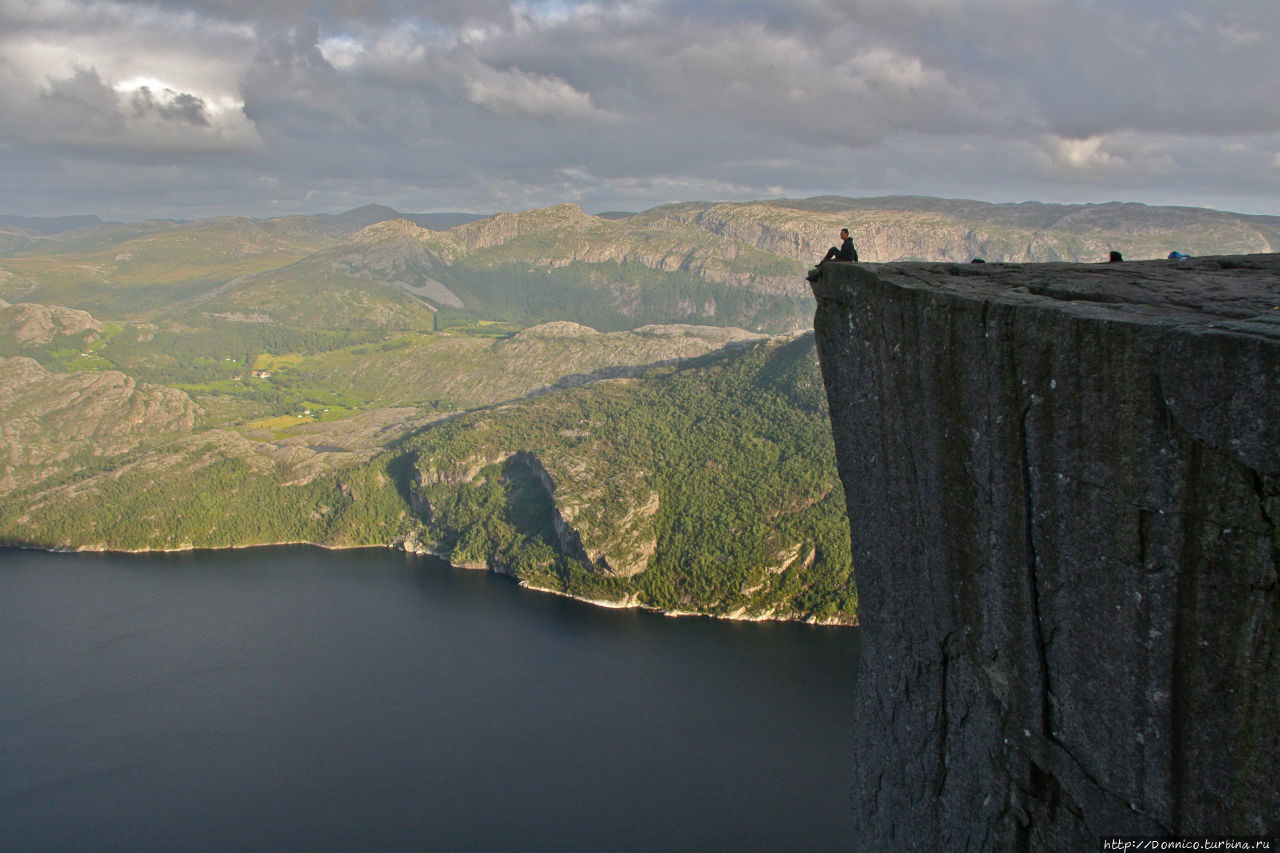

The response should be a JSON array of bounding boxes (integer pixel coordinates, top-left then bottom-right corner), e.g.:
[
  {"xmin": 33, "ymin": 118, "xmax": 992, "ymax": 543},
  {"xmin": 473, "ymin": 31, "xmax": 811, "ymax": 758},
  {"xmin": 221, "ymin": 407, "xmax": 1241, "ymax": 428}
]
[{"xmin": 2, "ymin": 0, "xmax": 1278, "ymax": 220}]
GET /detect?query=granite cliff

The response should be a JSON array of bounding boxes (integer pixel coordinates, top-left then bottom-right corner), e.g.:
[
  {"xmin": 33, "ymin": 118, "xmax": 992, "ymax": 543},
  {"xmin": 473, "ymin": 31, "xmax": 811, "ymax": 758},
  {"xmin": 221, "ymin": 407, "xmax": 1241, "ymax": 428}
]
[{"xmin": 809, "ymin": 255, "xmax": 1279, "ymax": 847}]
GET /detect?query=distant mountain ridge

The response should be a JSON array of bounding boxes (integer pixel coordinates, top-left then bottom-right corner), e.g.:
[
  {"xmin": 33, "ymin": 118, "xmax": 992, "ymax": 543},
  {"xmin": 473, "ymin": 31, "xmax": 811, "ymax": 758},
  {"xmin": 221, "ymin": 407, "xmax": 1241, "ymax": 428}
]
[
  {"xmin": 2, "ymin": 196, "xmax": 1275, "ymax": 336},
  {"xmin": 9, "ymin": 194, "xmax": 1274, "ymax": 255},
  {"xmin": 0, "ymin": 213, "xmax": 104, "ymax": 235}
]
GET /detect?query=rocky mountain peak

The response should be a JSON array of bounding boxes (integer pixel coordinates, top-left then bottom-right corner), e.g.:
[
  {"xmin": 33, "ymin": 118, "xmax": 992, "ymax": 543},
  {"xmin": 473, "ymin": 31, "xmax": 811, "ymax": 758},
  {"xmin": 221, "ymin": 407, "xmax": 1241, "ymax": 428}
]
[
  {"xmin": 452, "ymin": 203, "xmax": 605, "ymax": 250},
  {"xmin": 351, "ymin": 218, "xmax": 432, "ymax": 242}
]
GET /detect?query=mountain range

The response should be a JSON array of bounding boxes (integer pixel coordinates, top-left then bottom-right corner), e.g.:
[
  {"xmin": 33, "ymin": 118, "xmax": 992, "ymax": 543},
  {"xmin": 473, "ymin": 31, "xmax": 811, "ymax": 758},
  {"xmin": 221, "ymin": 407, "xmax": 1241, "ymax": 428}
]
[
  {"xmin": 2, "ymin": 194, "xmax": 1275, "ymax": 622},
  {"xmin": 4, "ymin": 196, "xmax": 1275, "ymax": 333}
]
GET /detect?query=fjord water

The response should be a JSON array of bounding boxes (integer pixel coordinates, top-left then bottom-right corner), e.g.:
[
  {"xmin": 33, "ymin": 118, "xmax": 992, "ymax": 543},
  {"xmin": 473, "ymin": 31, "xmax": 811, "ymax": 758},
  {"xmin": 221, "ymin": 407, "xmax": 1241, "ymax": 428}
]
[{"xmin": 0, "ymin": 546, "xmax": 859, "ymax": 851}]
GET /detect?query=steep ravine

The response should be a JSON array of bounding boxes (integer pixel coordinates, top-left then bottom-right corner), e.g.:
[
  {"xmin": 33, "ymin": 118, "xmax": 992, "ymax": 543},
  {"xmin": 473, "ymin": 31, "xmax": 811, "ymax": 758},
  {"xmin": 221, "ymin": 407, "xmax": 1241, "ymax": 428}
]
[{"xmin": 809, "ymin": 256, "xmax": 1279, "ymax": 848}]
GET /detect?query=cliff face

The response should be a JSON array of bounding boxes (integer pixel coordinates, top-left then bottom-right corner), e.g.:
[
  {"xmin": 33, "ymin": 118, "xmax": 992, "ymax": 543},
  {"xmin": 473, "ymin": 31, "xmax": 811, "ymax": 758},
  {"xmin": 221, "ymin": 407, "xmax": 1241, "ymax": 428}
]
[{"xmin": 809, "ymin": 256, "xmax": 1279, "ymax": 848}]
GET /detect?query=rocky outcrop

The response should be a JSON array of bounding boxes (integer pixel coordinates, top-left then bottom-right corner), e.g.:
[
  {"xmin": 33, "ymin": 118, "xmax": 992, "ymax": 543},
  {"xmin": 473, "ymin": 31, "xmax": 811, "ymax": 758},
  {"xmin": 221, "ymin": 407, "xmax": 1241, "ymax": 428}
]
[
  {"xmin": 0, "ymin": 356, "xmax": 201, "ymax": 491},
  {"xmin": 0, "ymin": 299, "xmax": 103, "ymax": 344},
  {"xmin": 413, "ymin": 448, "xmax": 658, "ymax": 578},
  {"xmin": 323, "ymin": 219, "xmax": 464, "ymax": 308},
  {"xmin": 809, "ymin": 256, "xmax": 1279, "ymax": 848},
  {"xmin": 448, "ymin": 203, "xmax": 803, "ymax": 295},
  {"xmin": 452, "ymin": 203, "xmax": 602, "ymax": 251}
]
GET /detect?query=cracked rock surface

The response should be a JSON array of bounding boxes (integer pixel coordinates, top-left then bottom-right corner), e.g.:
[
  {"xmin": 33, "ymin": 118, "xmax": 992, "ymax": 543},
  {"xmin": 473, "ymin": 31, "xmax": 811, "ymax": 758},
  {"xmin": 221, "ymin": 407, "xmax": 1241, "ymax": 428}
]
[{"xmin": 810, "ymin": 255, "xmax": 1279, "ymax": 849}]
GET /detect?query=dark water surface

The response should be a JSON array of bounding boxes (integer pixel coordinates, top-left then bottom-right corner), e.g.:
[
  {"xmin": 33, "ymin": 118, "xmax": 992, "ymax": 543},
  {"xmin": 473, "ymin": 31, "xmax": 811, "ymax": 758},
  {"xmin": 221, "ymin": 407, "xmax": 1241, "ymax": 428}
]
[{"xmin": 0, "ymin": 546, "xmax": 859, "ymax": 852}]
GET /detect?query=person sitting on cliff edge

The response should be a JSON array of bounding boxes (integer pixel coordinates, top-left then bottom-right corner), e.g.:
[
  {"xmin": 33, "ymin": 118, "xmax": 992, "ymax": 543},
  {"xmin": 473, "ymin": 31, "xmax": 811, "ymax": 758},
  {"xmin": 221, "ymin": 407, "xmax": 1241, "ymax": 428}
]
[{"xmin": 820, "ymin": 228, "xmax": 858, "ymax": 263}]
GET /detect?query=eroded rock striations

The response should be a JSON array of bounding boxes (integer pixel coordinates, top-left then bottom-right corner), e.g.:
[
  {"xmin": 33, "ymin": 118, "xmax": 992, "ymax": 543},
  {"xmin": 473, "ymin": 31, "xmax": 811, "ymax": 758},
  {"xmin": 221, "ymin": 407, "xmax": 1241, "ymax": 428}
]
[{"xmin": 809, "ymin": 256, "xmax": 1279, "ymax": 848}]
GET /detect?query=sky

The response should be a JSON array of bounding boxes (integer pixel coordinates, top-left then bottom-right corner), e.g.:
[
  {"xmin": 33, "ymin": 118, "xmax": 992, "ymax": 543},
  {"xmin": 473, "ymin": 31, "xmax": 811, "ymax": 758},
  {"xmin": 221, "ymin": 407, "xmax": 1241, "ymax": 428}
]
[{"xmin": 1, "ymin": 0, "xmax": 1278, "ymax": 221}]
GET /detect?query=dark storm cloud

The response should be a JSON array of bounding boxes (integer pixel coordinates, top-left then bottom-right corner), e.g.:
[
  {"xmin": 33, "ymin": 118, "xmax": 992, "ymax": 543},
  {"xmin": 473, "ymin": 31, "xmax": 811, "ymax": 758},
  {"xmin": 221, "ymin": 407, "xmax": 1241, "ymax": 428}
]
[
  {"xmin": 130, "ymin": 87, "xmax": 212, "ymax": 126},
  {"xmin": 0, "ymin": 0, "xmax": 1277, "ymax": 218}
]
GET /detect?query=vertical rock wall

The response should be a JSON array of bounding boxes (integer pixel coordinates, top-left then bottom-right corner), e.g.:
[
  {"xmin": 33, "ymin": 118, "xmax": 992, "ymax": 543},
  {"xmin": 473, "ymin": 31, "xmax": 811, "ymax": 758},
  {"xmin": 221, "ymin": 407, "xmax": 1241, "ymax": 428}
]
[{"xmin": 809, "ymin": 257, "xmax": 1279, "ymax": 849}]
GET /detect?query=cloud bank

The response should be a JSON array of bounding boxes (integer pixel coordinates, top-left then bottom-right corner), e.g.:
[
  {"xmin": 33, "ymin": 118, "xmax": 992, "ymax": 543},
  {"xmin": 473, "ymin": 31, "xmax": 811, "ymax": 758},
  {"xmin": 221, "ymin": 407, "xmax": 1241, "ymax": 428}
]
[{"xmin": 1, "ymin": 0, "xmax": 1277, "ymax": 218}]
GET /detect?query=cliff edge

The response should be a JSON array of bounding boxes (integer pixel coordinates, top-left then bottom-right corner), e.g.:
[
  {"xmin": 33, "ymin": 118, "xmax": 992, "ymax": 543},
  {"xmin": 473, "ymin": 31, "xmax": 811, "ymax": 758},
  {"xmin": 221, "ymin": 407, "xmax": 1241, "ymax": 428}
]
[{"xmin": 809, "ymin": 255, "xmax": 1279, "ymax": 848}]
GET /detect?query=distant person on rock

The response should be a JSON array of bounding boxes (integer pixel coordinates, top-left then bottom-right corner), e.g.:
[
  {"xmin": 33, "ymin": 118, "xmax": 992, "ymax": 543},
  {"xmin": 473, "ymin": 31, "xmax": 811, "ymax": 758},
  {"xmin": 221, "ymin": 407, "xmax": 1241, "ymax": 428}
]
[
  {"xmin": 1109, "ymin": 251, "xmax": 1123, "ymax": 263},
  {"xmin": 820, "ymin": 228, "xmax": 858, "ymax": 263}
]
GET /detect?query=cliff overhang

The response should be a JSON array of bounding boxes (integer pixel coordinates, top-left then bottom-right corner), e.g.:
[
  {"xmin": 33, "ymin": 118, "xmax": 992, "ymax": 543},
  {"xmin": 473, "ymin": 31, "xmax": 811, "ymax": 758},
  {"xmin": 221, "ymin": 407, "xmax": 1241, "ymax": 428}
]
[{"xmin": 810, "ymin": 255, "xmax": 1279, "ymax": 848}]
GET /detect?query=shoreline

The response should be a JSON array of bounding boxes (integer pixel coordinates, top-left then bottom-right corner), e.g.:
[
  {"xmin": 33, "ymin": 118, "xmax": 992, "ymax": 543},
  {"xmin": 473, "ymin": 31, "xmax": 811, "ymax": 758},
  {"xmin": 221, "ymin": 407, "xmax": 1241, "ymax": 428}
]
[
  {"xmin": 515, "ymin": 578, "xmax": 857, "ymax": 627},
  {"xmin": 1, "ymin": 540, "xmax": 858, "ymax": 628}
]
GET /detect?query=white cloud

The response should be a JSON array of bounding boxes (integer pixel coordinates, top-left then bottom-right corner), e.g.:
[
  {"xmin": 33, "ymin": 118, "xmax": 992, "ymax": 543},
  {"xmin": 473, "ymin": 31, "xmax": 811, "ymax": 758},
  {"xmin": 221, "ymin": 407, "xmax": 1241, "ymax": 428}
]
[
  {"xmin": 463, "ymin": 65, "xmax": 617, "ymax": 122},
  {"xmin": 316, "ymin": 35, "xmax": 367, "ymax": 71},
  {"xmin": 1051, "ymin": 136, "xmax": 1124, "ymax": 172}
]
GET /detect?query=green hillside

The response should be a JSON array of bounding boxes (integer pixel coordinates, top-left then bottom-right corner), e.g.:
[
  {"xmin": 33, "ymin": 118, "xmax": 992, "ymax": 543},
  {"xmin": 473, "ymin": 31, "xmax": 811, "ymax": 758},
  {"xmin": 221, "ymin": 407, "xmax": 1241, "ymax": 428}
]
[
  {"xmin": 0, "ymin": 335, "xmax": 855, "ymax": 623},
  {"xmin": 393, "ymin": 334, "xmax": 852, "ymax": 621},
  {"xmin": 0, "ymin": 301, "xmax": 762, "ymax": 492},
  {"xmin": 0, "ymin": 206, "xmax": 408, "ymax": 320}
]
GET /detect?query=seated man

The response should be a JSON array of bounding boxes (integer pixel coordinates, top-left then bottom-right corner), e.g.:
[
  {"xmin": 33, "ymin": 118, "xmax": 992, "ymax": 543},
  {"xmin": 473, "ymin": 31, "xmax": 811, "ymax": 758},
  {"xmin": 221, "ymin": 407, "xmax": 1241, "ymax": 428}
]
[{"xmin": 820, "ymin": 228, "xmax": 858, "ymax": 263}]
